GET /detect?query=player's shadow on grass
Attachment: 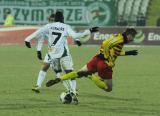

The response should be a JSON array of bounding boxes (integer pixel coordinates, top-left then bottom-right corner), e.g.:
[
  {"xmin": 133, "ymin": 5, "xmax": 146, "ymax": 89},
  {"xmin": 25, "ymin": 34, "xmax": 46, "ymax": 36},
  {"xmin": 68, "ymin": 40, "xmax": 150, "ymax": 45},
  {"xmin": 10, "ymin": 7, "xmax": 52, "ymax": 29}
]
[
  {"xmin": 80, "ymin": 92, "xmax": 160, "ymax": 115},
  {"xmin": 82, "ymin": 92, "xmax": 140, "ymax": 102}
]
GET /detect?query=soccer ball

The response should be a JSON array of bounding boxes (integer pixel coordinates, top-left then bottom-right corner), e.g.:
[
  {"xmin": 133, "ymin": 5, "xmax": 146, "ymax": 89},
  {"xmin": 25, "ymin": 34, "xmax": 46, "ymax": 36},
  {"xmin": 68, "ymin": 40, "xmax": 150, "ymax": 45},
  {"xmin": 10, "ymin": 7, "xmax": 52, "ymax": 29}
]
[{"xmin": 60, "ymin": 92, "xmax": 72, "ymax": 104}]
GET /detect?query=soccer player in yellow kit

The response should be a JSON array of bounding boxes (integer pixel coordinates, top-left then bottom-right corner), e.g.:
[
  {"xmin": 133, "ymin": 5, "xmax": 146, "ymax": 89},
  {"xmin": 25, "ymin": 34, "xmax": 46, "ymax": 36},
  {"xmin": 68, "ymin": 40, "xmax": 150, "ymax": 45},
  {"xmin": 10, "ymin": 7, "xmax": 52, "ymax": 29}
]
[{"xmin": 46, "ymin": 28, "xmax": 138, "ymax": 93}]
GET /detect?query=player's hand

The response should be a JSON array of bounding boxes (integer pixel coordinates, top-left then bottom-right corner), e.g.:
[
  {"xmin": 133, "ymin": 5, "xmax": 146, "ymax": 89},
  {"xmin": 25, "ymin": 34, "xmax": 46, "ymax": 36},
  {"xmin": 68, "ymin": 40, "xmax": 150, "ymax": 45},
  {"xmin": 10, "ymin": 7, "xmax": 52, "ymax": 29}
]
[
  {"xmin": 89, "ymin": 27, "xmax": 99, "ymax": 33},
  {"xmin": 37, "ymin": 51, "xmax": 42, "ymax": 60},
  {"xmin": 125, "ymin": 50, "xmax": 138, "ymax": 56},
  {"xmin": 25, "ymin": 41, "xmax": 31, "ymax": 48},
  {"xmin": 75, "ymin": 40, "xmax": 82, "ymax": 46}
]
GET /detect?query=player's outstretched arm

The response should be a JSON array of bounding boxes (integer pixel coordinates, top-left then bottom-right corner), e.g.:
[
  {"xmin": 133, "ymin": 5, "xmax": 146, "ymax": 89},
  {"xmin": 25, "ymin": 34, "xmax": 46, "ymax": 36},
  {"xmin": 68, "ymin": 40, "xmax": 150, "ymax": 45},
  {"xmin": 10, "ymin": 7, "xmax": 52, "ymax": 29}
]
[
  {"xmin": 74, "ymin": 27, "xmax": 99, "ymax": 46},
  {"xmin": 67, "ymin": 26, "xmax": 99, "ymax": 41},
  {"xmin": 24, "ymin": 28, "xmax": 45, "ymax": 49},
  {"xmin": 125, "ymin": 50, "xmax": 138, "ymax": 55}
]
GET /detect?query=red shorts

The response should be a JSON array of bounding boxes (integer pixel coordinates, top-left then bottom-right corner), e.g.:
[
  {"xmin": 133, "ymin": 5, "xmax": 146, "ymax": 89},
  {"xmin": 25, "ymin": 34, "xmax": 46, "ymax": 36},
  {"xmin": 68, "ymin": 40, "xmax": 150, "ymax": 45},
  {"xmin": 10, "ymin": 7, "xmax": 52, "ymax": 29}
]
[{"xmin": 87, "ymin": 55, "xmax": 113, "ymax": 79}]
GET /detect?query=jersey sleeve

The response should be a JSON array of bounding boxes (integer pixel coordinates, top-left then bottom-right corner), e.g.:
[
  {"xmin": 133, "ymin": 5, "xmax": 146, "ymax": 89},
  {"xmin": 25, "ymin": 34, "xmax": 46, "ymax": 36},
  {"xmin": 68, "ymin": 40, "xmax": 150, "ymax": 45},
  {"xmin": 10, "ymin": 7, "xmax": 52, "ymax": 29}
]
[
  {"xmin": 36, "ymin": 36, "xmax": 45, "ymax": 51},
  {"xmin": 67, "ymin": 25, "xmax": 91, "ymax": 41},
  {"xmin": 119, "ymin": 50, "xmax": 125, "ymax": 56},
  {"xmin": 25, "ymin": 25, "xmax": 49, "ymax": 51},
  {"xmin": 25, "ymin": 25, "xmax": 49, "ymax": 42}
]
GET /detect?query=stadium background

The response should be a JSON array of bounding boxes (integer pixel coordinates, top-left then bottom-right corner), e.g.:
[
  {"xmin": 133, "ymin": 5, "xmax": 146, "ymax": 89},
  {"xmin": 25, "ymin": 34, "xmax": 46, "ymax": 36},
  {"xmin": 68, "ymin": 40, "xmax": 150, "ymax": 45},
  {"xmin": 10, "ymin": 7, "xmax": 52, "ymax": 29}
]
[
  {"xmin": 0, "ymin": 0, "xmax": 160, "ymax": 45},
  {"xmin": 0, "ymin": 0, "xmax": 160, "ymax": 116}
]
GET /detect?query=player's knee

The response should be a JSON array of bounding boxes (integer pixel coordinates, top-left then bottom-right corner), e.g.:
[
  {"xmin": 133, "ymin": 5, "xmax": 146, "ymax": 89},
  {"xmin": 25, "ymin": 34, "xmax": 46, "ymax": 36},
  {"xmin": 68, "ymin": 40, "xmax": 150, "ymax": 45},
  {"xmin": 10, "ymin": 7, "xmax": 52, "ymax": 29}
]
[
  {"xmin": 77, "ymin": 71, "xmax": 84, "ymax": 77},
  {"xmin": 42, "ymin": 63, "xmax": 50, "ymax": 71},
  {"xmin": 105, "ymin": 87, "xmax": 112, "ymax": 92}
]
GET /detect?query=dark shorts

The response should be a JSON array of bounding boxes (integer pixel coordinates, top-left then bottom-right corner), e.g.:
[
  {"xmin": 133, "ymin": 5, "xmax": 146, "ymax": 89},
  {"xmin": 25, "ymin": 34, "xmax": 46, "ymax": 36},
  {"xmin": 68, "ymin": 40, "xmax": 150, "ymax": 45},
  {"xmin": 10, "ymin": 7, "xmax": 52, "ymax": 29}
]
[{"xmin": 87, "ymin": 55, "xmax": 113, "ymax": 79}]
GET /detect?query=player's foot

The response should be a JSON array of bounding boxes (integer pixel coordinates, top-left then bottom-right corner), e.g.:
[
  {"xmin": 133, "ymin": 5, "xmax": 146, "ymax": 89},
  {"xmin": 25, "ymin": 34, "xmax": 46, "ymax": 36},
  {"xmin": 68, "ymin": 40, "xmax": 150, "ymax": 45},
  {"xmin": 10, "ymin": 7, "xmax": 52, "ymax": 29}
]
[
  {"xmin": 70, "ymin": 92, "xmax": 78, "ymax": 105},
  {"xmin": 32, "ymin": 86, "xmax": 40, "ymax": 93},
  {"xmin": 46, "ymin": 78, "xmax": 61, "ymax": 87}
]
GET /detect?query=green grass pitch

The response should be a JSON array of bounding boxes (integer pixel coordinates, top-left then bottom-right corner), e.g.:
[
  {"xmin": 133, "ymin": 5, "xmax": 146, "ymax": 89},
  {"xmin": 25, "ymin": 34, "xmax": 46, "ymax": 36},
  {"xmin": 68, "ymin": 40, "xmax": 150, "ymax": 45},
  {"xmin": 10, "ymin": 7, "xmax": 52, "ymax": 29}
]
[{"xmin": 0, "ymin": 45, "xmax": 160, "ymax": 116}]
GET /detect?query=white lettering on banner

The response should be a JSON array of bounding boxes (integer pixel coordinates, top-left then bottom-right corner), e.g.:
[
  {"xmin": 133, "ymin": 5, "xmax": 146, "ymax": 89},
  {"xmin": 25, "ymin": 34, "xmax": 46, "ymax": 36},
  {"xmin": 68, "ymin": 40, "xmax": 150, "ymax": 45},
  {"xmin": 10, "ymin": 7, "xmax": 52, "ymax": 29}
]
[
  {"xmin": 148, "ymin": 33, "xmax": 160, "ymax": 41},
  {"xmin": 93, "ymin": 32, "xmax": 112, "ymax": 40},
  {"xmin": 0, "ymin": 6, "xmax": 86, "ymax": 25}
]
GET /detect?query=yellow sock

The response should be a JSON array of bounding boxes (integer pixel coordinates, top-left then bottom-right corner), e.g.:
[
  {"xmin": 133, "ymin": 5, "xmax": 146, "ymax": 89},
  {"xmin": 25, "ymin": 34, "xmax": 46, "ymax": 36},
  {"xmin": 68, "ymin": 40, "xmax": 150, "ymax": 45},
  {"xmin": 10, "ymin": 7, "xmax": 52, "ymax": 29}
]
[
  {"xmin": 89, "ymin": 75, "xmax": 108, "ymax": 90},
  {"xmin": 61, "ymin": 71, "xmax": 78, "ymax": 81}
]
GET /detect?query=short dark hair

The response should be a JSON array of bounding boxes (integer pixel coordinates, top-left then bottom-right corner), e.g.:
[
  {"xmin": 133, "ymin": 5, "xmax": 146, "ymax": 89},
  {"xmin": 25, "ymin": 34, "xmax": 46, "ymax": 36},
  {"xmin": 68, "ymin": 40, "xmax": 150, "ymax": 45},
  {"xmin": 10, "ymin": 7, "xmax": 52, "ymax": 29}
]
[
  {"xmin": 125, "ymin": 28, "xmax": 137, "ymax": 36},
  {"xmin": 49, "ymin": 13, "xmax": 54, "ymax": 18},
  {"xmin": 54, "ymin": 11, "xmax": 64, "ymax": 23}
]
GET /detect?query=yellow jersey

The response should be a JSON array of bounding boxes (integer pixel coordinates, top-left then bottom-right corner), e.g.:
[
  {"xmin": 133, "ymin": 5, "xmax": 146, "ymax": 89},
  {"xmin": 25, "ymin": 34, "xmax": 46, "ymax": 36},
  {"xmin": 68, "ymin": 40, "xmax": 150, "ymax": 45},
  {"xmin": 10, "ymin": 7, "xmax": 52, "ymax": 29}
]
[
  {"xmin": 99, "ymin": 33, "xmax": 125, "ymax": 67},
  {"xmin": 4, "ymin": 14, "xmax": 14, "ymax": 26}
]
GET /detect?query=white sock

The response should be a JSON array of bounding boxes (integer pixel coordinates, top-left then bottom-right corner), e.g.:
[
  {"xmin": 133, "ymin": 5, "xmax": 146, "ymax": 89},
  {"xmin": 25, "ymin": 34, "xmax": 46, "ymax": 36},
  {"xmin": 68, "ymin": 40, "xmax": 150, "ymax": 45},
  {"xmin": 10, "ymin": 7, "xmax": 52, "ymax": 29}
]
[
  {"xmin": 62, "ymin": 80, "xmax": 73, "ymax": 92},
  {"xmin": 36, "ymin": 70, "xmax": 46, "ymax": 88},
  {"xmin": 56, "ymin": 72, "xmax": 74, "ymax": 92},
  {"xmin": 71, "ymin": 79, "xmax": 77, "ymax": 93},
  {"xmin": 56, "ymin": 72, "xmax": 61, "ymax": 78}
]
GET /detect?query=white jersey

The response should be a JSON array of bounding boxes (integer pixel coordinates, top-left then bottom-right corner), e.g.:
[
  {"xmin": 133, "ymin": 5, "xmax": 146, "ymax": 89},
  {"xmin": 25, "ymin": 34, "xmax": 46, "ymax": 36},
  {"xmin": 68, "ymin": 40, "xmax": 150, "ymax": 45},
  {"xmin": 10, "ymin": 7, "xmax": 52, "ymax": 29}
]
[{"xmin": 25, "ymin": 22, "xmax": 90, "ymax": 59}]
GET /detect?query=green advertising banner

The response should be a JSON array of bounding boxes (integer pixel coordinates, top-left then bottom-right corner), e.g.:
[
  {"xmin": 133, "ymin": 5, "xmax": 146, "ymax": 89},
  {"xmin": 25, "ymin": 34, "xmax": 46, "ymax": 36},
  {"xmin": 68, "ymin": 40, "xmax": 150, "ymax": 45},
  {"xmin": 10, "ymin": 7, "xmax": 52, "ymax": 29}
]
[
  {"xmin": 0, "ymin": 0, "xmax": 117, "ymax": 26},
  {"xmin": 76, "ymin": 27, "xmax": 160, "ymax": 45}
]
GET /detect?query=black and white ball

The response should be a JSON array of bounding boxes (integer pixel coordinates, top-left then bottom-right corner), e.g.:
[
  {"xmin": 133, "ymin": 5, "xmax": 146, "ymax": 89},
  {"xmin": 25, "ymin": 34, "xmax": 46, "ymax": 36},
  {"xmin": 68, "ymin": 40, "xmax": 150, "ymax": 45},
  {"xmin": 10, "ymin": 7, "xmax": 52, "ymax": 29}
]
[{"xmin": 60, "ymin": 92, "xmax": 72, "ymax": 104}]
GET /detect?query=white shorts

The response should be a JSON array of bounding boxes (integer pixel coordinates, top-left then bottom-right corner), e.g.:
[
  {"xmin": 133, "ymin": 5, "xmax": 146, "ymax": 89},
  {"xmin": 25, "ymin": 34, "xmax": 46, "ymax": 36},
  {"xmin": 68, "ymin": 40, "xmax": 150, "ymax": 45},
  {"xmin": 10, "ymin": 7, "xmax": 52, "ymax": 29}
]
[
  {"xmin": 44, "ymin": 54, "xmax": 51, "ymax": 64},
  {"xmin": 60, "ymin": 55, "xmax": 73, "ymax": 70},
  {"xmin": 44, "ymin": 54, "xmax": 73, "ymax": 71}
]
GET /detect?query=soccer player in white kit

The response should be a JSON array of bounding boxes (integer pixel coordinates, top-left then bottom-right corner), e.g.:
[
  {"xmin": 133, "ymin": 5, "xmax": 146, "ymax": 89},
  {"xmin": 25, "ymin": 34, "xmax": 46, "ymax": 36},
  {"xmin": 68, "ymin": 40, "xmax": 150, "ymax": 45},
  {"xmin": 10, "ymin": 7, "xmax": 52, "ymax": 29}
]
[
  {"xmin": 25, "ymin": 12, "xmax": 82, "ymax": 94},
  {"xmin": 25, "ymin": 11, "xmax": 98, "ymax": 103}
]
